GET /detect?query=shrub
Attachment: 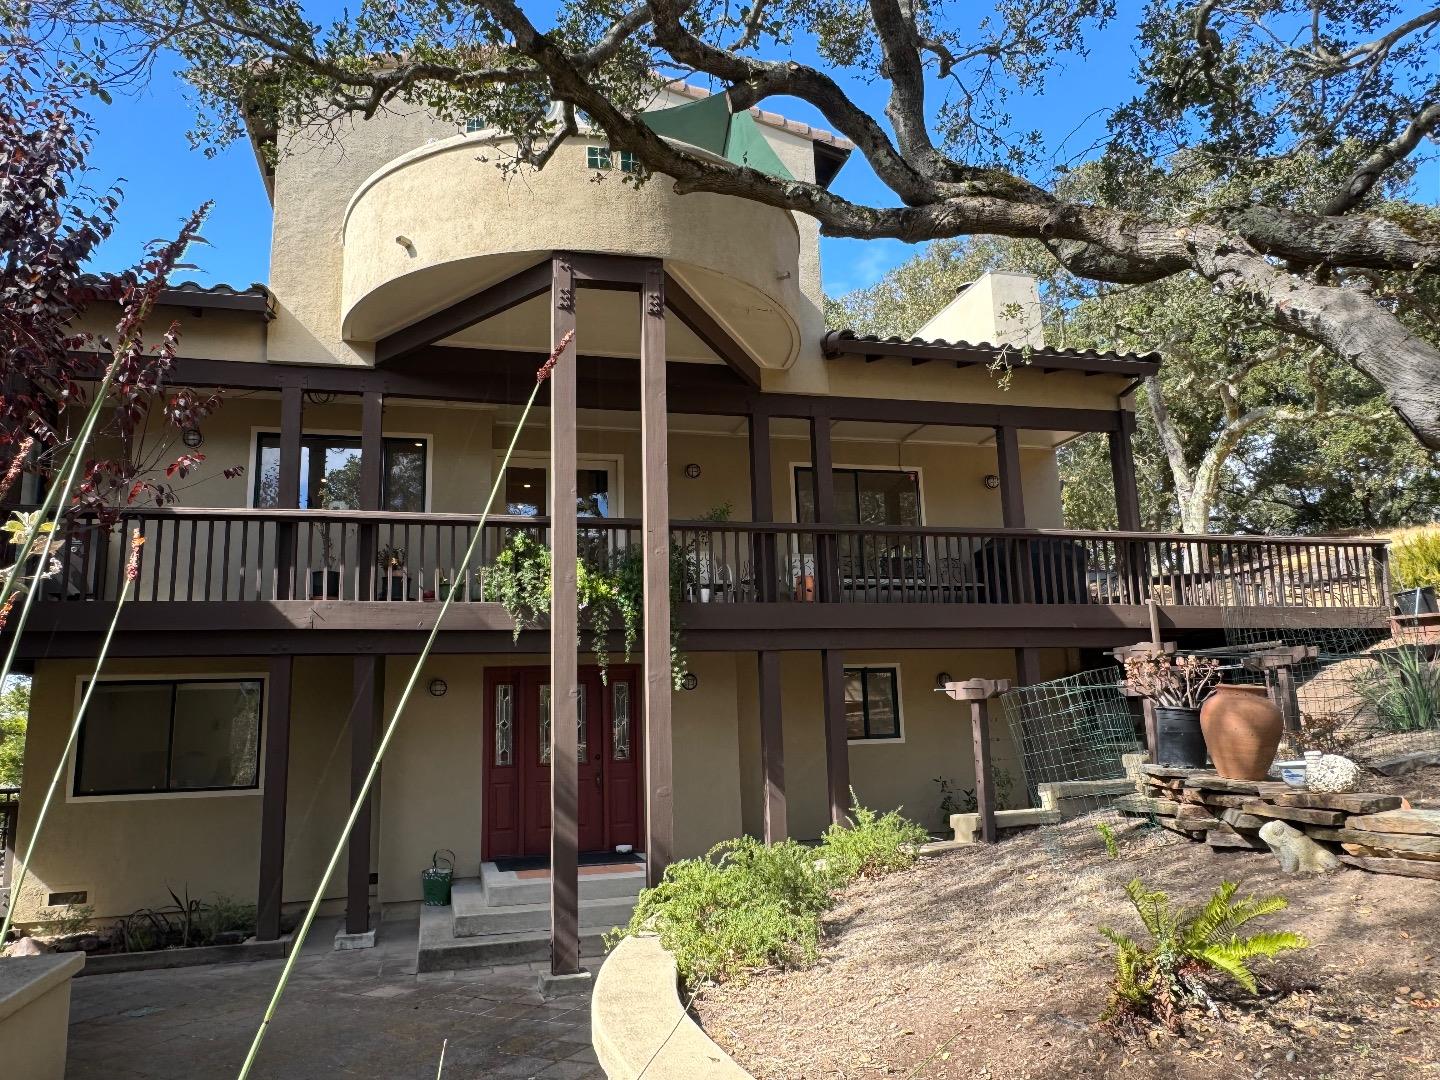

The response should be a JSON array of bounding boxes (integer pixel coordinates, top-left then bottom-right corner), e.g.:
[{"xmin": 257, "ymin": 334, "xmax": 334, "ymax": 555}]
[
  {"xmin": 822, "ymin": 798, "xmax": 929, "ymax": 884},
  {"xmin": 611, "ymin": 798, "xmax": 928, "ymax": 987},
  {"xmin": 41, "ymin": 903, "xmax": 94, "ymax": 938},
  {"xmin": 1101, "ymin": 879, "xmax": 1306, "ymax": 1031},
  {"xmin": 1391, "ymin": 527, "xmax": 1440, "ymax": 591},
  {"xmin": 611, "ymin": 837, "xmax": 832, "ymax": 985},
  {"xmin": 200, "ymin": 895, "xmax": 257, "ymax": 941},
  {"xmin": 1354, "ymin": 647, "xmax": 1440, "ymax": 734}
]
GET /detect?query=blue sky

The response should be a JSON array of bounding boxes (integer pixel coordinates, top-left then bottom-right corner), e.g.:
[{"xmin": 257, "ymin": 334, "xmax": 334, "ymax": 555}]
[{"xmin": 80, "ymin": 2, "xmax": 1170, "ymax": 297}]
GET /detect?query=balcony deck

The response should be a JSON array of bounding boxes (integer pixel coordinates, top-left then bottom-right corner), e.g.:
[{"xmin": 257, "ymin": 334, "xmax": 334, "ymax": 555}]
[{"xmin": 16, "ymin": 509, "xmax": 1390, "ymax": 656}]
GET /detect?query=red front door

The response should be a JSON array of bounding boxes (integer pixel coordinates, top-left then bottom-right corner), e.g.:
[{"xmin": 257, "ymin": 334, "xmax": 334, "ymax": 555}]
[{"xmin": 483, "ymin": 665, "xmax": 644, "ymax": 860}]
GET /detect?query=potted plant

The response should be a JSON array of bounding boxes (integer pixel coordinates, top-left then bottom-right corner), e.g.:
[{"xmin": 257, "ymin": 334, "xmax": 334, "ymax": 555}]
[
  {"xmin": 376, "ymin": 544, "xmax": 409, "ymax": 601},
  {"xmin": 1390, "ymin": 527, "xmax": 1440, "ymax": 616},
  {"xmin": 686, "ymin": 502, "xmax": 733, "ymax": 603},
  {"xmin": 1121, "ymin": 652, "xmax": 1221, "ymax": 768}
]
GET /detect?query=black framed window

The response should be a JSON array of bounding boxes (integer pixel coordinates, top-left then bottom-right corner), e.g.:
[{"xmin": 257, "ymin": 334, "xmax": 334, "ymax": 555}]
[
  {"xmin": 74, "ymin": 679, "xmax": 264, "ymax": 796},
  {"xmin": 253, "ymin": 434, "xmax": 427, "ymax": 512},
  {"xmin": 844, "ymin": 667, "xmax": 901, "ymax": 741},
  {"xmin": 795, "ymin": 467, "xmax": 922, "ymax": 527}
]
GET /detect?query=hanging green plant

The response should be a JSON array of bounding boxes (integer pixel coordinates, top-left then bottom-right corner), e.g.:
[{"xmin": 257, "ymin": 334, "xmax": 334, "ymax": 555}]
[{"xmin": 486, "ymin": 531, "xmax": 685, "ymax": 686}]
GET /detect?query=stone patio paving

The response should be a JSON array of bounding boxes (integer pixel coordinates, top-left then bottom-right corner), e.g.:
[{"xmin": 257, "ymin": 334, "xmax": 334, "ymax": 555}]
[{"xmin": 65, "ymin": 918, "xmax": 602, "ymax": 1079}]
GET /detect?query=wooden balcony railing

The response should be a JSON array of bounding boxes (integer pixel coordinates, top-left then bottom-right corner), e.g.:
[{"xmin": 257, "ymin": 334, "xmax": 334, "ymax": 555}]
[{"xmin": 32, "ymin": 509, "xmax": 1389, "ymax": 611}]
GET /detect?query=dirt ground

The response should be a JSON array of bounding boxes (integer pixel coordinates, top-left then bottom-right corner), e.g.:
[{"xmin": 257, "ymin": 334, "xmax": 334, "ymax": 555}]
[{"xmin": 696, "ymin": 768, "xmax": 1440, "ymax": 1080}]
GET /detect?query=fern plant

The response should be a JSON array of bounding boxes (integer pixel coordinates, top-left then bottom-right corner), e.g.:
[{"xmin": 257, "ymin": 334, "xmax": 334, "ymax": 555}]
[{"xmin": 1100, "ymin": 878, "xmax": 1306, "ymax": 1030}]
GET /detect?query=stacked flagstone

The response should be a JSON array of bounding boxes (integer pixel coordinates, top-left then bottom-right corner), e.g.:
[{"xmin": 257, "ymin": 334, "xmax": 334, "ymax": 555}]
[{"xmin": 1117, "ymin": 765, "xmax": 1440, "ymax": 880}]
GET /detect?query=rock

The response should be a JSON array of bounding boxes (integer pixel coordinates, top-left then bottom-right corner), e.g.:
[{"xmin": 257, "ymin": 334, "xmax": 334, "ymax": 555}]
[
  {"xmin": 1142, "ymin": 764, "xmax": 1204, "ymax": 779},
  {"xmin": 1156, "ymin": 816, "xmax": 1211, "ymax": 838},
  {"xmin": 1115, "ymin": 795, "xmax": 1181, "ymax": 817},
  {"xmin": 1271, "ymin": 792, "xmax": 1402, "ymax": 815},
  {"xmin": 1241, "ymin": 800, "xmax": 1347, "ymax": 827},
  {"xmin": 1207, "ymin": 825, "xmax": 1269, "ymax": 851},
  {"xmin": 1340, "ymin": 855, "xmax": 1440, "ymax": 880},
  {"xmin": 1184, "ymin": 775, "xmax": 1260, "ymax": 795},
  {"xmin": 1306, "ymin": 754, "xmax": 1364, "ymax": 793},
  {"xmin": 1258, "ymin": 820, "xmax": 1342, "ymax": 874},
  {"xmin": 1307, "ymin": 826, "xmax": 1440, "ymax": 855},
  {"xmin": 1341, "ymin": 842, "xmax": 1440, "ymax": 863},
  {"xmin": 1220, "ymin": 808, "xmax": 1269, "ymax": 830},
  {"xmin": 3, "ymin": 936, "xmax": 48, "ymax": 957},
  {"xmin": 1369, "ymin": 750, "xmax": 1440, "ymax": 776},
  {"xmin": 1345, "ymin": 810, "xmax": 1440, "ymax": 836}
]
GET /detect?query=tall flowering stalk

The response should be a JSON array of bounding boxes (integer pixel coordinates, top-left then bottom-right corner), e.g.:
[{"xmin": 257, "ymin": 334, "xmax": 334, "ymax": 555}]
[
  {"xmin": 0, "ymin": 530, "xmax": 145, "ymax": 943},
  {"xmin": 235, "ymin": 333, "xmax": 570, "ymax": 1079}
]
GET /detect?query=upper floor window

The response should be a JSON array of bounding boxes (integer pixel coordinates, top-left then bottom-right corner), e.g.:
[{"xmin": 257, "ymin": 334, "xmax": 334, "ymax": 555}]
[
  {"xmin": 253, "ymin": 433, "xmax": 427, "ymax": 512},
  {"xmin": 503, "ymin": 461, "xmax": 615, "ymax": 518},
  {"xmin": 795, "ymin": 467, "xmax": 922, "ymax": 527},
  {"xmin": 585, "ymin": 146, "xmax": 639, "ymax": 173},
  {"xmin": 74, "ymin": 679, "xmax": 263, "ymax": 796},
  {"xmin": 465, "ymin": 117, "xmax": 484, "ymax": 133}
]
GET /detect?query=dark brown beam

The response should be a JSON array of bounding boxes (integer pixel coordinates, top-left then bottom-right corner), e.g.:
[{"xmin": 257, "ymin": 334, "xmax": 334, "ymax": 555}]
[
  {"xmin": 748, "ymin": 411, "xmax": 776, "ymax": 602},
  {"xmin": 820, "ymin": 649, "xmax": 850, "ymax": 826},
  {"xmin": 549, "ymin": 255, "xmax": 581, "ymax": 977},
  {"xmin": 1014, "ymin": 647, "xmax": 1043, "ymax": 686},
  {"xmin": 1108, "ymin": 412, "xmax": 1141, "ymax": 531},
  {"xmin": 358, "ymin": 391, "xmax": 383, "ymax": 600},
  {"xmin": 165, "ymin": 350, "xmax": 1125, "ymax": 432},
  {"xmin": 569, "ymin": 252, "xmax": 654, "ymax": 287},
  {"xmin": 757, "ymin": 650, "xmax": 786, "ymax": 843},
  {"xmin": 640, "ymin": 263, "xmax": 674, "ymax": 887},
  {"xmin": 663, "ymin": 273, "xmax": 763, "ymax": 389},
  {"xmin": 994, "ymin": 426, "xmax": 1026, "ymax": 529},
  {"xmin": 346, "ymin": 654, "xmax": 382, "ymax": 937},
  {"xmin": 257, "ymin": 654, "xmax": 293, "ymax": 941},
  {"xmin": 809, "ymin": 415, "xmax": 839, "ymax": 603},
  {"xmin": 374, "ymin": 261, "xmax": 550, "ymax": 364},
  {"xmin": 275, "ymin": 387, "xmax": 303, "ymax": 601}
]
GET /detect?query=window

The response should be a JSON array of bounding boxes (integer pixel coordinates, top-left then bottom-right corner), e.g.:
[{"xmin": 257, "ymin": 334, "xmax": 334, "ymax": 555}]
[
  {"xmin": 844, "ymin": 667, "xmax": 900, "ymax": 741},
  {"xmin": 74, "ymin": 679, "xmax": 263, "ymax": 796},
  {"xmin": 795, "ymin": 467, "xmax": 922, "ymax": 526},
  {"xmin": 616, "ymin": 150, "xmax": 638, "ymax": 174},
  {"xmin": 586, "ymin": 145, "xmax": 613, "ymax": 170},
  {"xmin": 465, "ymin": 117, "xmax": 484, "ymax": 133},
  {"xmin": 253, "ymin": 434, "xmax": 427, "ymax": 512},
  {"xmin": 586, "ymin": 146, "xmax": 638, "ymax": 173},
  {"xmin": 503, "ymin": 463, "xmax": 615, "ymax": 518}
]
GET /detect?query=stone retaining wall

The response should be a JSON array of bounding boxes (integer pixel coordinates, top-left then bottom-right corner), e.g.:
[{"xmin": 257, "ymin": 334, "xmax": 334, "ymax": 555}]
[{"xmin": 1119, "ymin": 766, "xmax": 1440, "ymax": 880}]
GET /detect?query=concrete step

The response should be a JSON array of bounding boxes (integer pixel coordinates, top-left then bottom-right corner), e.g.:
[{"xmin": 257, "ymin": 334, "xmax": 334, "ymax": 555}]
[
  {"xmin": 477, "ymin": 862, "xmax": 646, "ymax": 908},
  {"xmin": 417, "ymin": 904, "xmax": 610, "ymax": 973},
  {"xmin": 451, "ymin": 881, "xmax": 637, "ymax": 937}
]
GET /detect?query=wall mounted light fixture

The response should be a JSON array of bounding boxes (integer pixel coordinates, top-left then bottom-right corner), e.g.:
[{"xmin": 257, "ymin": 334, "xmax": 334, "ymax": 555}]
[
  {"xmin": 428, "ymin": 678, "xmax": 448, "ymax": 698},
  {"xmin": 684, "ymin": 463, "xmax": 702, "ymax": 479},
  {"xmin": 983, "ymin": 474, "xmax": 1001, "ymax": 490},
  {"xmin": 181, "ymin": 427, "xmax": 204, "ymax": 449},
  {"xmin": 680, "ymin": 672, "xmax": 699, "ymax": 691}
]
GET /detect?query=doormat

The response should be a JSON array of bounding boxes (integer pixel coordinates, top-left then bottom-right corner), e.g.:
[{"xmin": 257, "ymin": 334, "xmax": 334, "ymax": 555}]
[{"xmin": 493, "ymin": 851, "xmax": 644, "ymax": 874}]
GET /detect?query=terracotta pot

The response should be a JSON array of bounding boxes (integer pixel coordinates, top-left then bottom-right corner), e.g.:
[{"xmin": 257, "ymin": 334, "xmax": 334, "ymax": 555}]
[{"xmin": 1200, "ymin": 684, "xmax": 1284, "ymax": 780}]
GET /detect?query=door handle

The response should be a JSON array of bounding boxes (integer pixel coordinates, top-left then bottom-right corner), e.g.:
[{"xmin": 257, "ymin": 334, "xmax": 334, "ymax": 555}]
[{"xmin": 595, "ymin": 773, "xmax": 602, "ymax": 789}]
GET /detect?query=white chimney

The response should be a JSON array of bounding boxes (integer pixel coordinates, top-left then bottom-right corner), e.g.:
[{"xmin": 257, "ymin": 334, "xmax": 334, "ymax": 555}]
[{"xmin": 913, "ymin": 270, "xmax": 1044, "ymax": 348}]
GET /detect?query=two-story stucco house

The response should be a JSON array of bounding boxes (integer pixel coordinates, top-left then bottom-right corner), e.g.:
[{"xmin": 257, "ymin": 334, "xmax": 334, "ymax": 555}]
[{"xmin": 6, "ymin": 85, "xmax": 1388, "ymax": 972}]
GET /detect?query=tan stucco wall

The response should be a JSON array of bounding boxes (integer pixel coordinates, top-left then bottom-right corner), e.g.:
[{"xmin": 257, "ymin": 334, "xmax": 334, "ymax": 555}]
[
  {"xmin": 13, "ymin": 657, "xmax": 353, "ymax": 924},
  {"xmin": 736, "ymin": 647, "xmax": 1074, "ymax": 841}
]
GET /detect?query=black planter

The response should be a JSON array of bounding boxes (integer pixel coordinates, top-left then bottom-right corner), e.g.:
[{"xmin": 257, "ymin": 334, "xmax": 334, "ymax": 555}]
[
  {"xmin": 379, "ymin": 574, "xmax": 410, "ymax": 601},
  {"xmin": 1394, "ymin": 586, "xmax": 1438, "ymax": 616},
  {"xmin": 1154, "ymin": 706, "xmax": 1207, "ymax": 768},
  {"xmin": 309, "ymin": 569, "xmax": 342, "ymax": 599}
]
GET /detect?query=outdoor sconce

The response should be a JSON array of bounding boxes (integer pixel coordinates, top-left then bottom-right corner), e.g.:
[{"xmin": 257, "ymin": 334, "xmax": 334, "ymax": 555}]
[
  {"xmin": 934, "ymin": 672, "xmax": 953, "ymax": 690},
  {"xmin": 428, "ymin": 678, "xmax": 448, "ymax": 698},
  {"xmin": 983, "ymin": 474, "xmax": 1001, "ymax": 490},
  {"xmin": 680, "ymin": 672, "xmax": 699, "ymax": 691},
  {"xmin": 684, "ymin": 463, "xmax": 702, "ymax": 479},
  {"xmin": 181, "ymin": 427, "xmax": 204, "ymax": 449}
]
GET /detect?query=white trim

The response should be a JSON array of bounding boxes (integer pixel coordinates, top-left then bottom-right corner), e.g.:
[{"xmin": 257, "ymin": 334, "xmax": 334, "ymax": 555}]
[
  {"xmin": 844, "ymin": 662, "xmax": 906, "ymax": 746},
  {"xmin": 65, "ymin": 672, "xmax": 270, "ymax": 803},
  {"xmin": 785, "ymin": 460, "xmax": 929, "ymax": 525},
  {"xmin": 246, "ymin": 426, "xmax": 434, "ymax": 512},
  {"xmin": 496, "ymin": 450, "xmax": 627, "ymax": 518}
]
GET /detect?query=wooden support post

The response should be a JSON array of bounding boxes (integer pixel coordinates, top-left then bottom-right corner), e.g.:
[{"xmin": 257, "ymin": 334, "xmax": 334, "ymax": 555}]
[
  {"xmin": 820, "ymin": 649, "xmax": 850, "ymax": 826},
  {"xmin": 1108, "ymin": 412, "xmax": 1141, "ymax": 531},
  {"xmin": 748, "ymin": 410, "xmax": 776, "ymax": 602},
  {"xmin": 549, "ymin": 255, "xmax": 581, "ymax": 977},
  {"xmin": 942, "ymin": 679, "xmax": 1010, "ymax": 845},
  {"xmin": 757, "ymin": 651, "xmax": 787, "ymax": 843},
  {"xmin": 1014, "ymin": 647, "xmax": 1043, "ymax": 687},
  {"xmin": 357, "ymin": 390, "xmax": 383, "ymax": 600},
  {"xmin": 275, "ymin": 387, "xmax": 303, "ymax": 600},
  {"xmin": 1245, "ymin": 647, "xmax": 1316, "ymax": 737},
  {"xmin": 809, "ymin": 414, "xmax": 839, "ymax": 602},
  {"xmin": 995, "ymin": 426, "xmax": 1025, "ymax": 529},
  {"xmin": 640, "ymin": 264, "xmax": 674, "ymax": 887},
  {"xmin": 346, "ymin": 655, "xmax": 382, "ymax": 937},
  {"xmin": 256, "ymin": 654, "xmax": 293, "ymax": 941}
]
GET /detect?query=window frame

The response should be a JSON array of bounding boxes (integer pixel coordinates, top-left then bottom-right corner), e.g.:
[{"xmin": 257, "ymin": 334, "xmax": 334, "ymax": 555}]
[
  {"xmin": 248, "ymin": 428, "xmax": 432, "ymax": 512},
  {"xmin": 844, "ymin": 664, "xmax": 905, "ymax": 744},
  {"xmin": 586, "ymin": 145, "xmax": 613, "ymax": 170},
  {"xmin": 790, "ymin": 463, "xmax": 926, "ymax": 526},
  {"xmin": 67, "ymin": 674, "xmax": 269, "ymax": 802}
]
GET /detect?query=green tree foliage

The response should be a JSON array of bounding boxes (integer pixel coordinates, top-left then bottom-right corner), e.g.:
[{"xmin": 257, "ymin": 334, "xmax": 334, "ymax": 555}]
[{"xmin": 0, "ymin": 677, "xmax": 28, "ymax": 786}]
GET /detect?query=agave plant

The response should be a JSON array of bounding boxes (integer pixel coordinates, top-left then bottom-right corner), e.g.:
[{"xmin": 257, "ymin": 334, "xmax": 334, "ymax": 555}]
[{"xmin": 1101, "ymin": 878, "xmax": 1306, "ymax": 1030}]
